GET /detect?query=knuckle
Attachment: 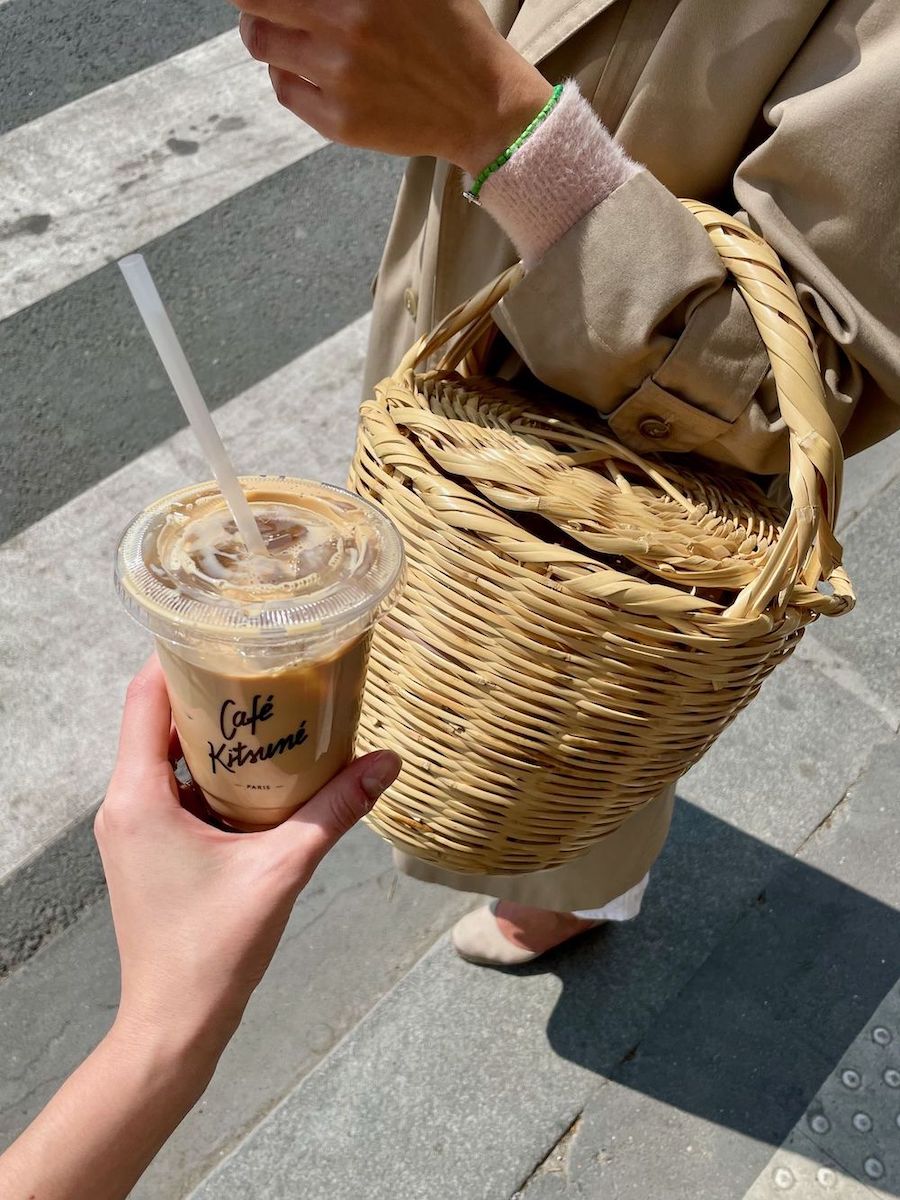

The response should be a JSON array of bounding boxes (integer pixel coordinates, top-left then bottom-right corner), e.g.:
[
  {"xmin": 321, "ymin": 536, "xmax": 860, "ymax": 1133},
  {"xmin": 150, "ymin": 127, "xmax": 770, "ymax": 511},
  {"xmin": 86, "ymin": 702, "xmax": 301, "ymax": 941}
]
[
  {"xmin": 124, "ymin": 673, "xmax": 150, "ymax": 705},
  {"xmin": 242, "ymin": 15, "xmax": 268, "ymax": 61},
  {"xmin": 96, "ymin": 792, "xmax": 138, "ymax": 839},
  {"xmin": 327, "ymin": 781, "xmax": 366, "ymax": 833},
  {"xmin": 327, "ymin": 18, "xmax": 366, "ymax": 85},
  {"xmin": 270, "ymin": 68, "xmax": 291, "ymax": 109},
  {"xmin": 93, "ymin": 806, "xmax": 107, "ymax": 846},
  {"xmin": 328, "ymin": 43, "xmax": 354, "ymax": 80},
  {"xmin": 326, "ymin": 105, "xmax": 358, "ymax": 146},
  {"xmin": 342, "ymin": 1, "xmax": 372, "ymax": 44}
]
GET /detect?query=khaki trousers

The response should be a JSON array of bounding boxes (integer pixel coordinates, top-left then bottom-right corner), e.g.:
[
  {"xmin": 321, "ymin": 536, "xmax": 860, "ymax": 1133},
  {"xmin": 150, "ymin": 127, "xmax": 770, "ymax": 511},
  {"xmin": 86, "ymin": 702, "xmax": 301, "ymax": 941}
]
[{"xmin": 394, "ymin": 783, "xmax": 676, "ymax": 912}]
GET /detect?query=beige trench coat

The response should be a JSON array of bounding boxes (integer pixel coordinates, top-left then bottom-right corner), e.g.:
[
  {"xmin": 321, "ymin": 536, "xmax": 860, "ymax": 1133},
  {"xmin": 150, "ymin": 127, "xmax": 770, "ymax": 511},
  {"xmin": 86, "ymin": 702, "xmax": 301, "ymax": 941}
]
[{"xmin": 365, "ymin": 0, "xmax": 900, "ymax": 909}]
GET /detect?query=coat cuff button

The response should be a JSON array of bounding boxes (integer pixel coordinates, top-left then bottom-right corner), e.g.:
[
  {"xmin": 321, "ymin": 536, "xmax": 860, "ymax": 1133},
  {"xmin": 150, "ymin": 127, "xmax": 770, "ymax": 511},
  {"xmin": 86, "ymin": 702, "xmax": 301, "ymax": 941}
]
[{"xmin": 638, "ymin": 416, "xmax": 672, "ymax": 440}]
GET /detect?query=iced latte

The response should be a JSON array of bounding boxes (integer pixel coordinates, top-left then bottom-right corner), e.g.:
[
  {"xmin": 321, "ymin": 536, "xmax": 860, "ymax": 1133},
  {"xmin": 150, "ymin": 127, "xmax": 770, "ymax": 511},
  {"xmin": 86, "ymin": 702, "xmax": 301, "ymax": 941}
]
[{"xmin": 116, "ymin": 477, "xmax": 404, "ymax": 830}]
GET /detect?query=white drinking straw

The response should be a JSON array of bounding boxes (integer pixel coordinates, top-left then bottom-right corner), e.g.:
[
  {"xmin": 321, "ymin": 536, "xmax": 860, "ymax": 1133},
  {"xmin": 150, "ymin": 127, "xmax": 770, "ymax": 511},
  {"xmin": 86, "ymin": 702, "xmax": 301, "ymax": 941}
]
[{"xmin": 118, "ymin": 253, "xmax": 269, "ymax": 557}]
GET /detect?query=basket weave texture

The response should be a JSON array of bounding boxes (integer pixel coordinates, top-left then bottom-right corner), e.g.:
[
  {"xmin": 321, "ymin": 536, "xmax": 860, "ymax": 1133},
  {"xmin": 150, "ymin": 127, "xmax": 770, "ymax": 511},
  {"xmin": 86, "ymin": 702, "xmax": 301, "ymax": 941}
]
[{"xmin": 349, "ymin": 201, "xmax": 855, "ymax": 875}]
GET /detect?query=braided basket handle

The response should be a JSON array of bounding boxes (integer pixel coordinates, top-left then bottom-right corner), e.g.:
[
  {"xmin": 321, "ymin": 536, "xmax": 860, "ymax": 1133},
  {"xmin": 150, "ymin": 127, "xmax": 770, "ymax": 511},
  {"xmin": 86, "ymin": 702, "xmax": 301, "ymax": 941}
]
[{"xmin": 395, "ymin": 201, "xmax": 854, "ymax": 621}]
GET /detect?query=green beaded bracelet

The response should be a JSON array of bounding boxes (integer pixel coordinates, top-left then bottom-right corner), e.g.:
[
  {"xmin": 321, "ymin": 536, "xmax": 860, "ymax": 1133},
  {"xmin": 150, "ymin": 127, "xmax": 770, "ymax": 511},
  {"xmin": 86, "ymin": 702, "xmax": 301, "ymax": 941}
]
[{"xmin": 464, "ymin": 83, "xmax": 565, "ymax": 205}]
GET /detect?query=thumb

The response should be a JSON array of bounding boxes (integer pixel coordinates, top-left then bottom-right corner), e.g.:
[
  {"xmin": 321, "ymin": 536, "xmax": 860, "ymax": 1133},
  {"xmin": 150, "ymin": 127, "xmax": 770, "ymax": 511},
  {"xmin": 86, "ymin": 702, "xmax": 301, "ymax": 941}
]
[{"xmin": 276, "ymin": 750, "xmax": 401, "ymax": 867}]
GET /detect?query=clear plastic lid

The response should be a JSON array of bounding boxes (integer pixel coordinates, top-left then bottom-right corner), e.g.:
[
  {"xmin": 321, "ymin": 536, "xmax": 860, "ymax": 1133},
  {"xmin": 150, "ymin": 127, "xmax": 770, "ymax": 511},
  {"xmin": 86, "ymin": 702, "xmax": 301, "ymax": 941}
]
[{"xmin": 115, "ymin": 477, "xmax": 405, "ymax": 652}]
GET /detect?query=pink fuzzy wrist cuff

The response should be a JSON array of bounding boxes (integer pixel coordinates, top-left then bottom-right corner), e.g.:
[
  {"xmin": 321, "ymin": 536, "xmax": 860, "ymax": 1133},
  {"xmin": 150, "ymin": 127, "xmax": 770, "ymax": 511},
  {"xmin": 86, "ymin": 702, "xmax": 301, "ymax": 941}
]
[{"xmin": 470, "ymin": 81, "xmax": 640, "ymax": 269}]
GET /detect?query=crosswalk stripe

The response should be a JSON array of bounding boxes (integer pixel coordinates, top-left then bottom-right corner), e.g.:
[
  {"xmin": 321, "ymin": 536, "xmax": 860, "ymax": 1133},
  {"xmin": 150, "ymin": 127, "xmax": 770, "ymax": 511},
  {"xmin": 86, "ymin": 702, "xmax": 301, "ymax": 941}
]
[
  {"xmin": 0, "ymin": 313, "xmax": 370, "ymax": 886},
  {"xmin": 0, "ymin": 29, "xmax": 326, "ymax": 322}
]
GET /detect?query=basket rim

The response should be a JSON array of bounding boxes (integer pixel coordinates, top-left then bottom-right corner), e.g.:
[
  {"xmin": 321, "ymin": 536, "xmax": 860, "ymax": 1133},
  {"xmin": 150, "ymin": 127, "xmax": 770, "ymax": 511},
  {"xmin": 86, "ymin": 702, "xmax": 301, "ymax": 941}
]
[{"xmin": 360, "ymin": 372, "xmax": 829, "ymax": 634}]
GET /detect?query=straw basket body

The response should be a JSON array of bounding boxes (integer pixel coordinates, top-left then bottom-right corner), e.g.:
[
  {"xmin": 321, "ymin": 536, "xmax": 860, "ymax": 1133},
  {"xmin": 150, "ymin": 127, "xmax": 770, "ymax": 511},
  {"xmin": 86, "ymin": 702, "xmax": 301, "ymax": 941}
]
[{"xmin": 349, "ymin": 202, "xmax": 854, "ymax": 876}]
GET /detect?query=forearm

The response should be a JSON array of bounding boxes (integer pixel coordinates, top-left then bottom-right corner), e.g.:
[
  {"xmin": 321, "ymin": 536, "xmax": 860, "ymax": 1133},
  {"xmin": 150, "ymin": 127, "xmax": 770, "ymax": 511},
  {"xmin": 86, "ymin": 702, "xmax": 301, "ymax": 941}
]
[{"xmin": 0, "ymin": 1015, "xmax": 228, "ymax": 1200}]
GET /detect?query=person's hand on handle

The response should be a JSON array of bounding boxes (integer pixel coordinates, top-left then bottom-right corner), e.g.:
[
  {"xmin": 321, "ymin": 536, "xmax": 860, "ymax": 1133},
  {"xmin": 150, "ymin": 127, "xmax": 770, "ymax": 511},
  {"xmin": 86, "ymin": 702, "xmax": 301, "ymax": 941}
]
[
  {"xmin": 0, "ymin": 657, "xmax": 401, "ymax": 1200},
  {"xmin": 231, "ymin": 0, "xmax": 553, "ymax": 174}
]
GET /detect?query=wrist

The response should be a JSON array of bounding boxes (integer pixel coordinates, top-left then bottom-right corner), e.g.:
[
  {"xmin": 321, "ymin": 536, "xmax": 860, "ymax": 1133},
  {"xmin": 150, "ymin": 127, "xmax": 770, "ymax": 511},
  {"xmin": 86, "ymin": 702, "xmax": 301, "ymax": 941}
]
[
  {"xmin": 468, "ymin": 81, "xmax": 640, "ymax": 268},
  {"xmin": 111, "ymin": 999, "xmax": 237, "ymax": 1086},
  {"xmin": 452, "ymin": 55, "xmax": 554, "ymax": 176}
]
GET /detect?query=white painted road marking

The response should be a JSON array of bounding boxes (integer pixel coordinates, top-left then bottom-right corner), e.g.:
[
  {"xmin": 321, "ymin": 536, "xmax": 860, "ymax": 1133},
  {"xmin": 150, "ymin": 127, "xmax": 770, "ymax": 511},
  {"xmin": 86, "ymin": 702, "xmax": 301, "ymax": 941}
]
[{"xmin": 0, "ymin": 29, "xmax": 325, "ymax": 320}]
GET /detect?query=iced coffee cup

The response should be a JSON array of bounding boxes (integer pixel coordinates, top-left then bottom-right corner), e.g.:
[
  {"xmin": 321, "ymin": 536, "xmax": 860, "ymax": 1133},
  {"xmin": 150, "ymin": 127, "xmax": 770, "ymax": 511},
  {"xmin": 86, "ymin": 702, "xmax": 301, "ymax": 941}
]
[{"xmin": 115, "ymin": 476, "xmax": 404, "ymax": 830}]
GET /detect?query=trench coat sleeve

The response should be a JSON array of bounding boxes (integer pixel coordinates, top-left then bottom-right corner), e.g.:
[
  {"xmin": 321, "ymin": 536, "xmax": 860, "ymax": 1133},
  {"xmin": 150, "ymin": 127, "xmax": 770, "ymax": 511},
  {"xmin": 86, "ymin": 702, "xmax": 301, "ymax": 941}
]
[{"xmin": 494, "ymin": 0, "xmax": 900, "ymax": 475}]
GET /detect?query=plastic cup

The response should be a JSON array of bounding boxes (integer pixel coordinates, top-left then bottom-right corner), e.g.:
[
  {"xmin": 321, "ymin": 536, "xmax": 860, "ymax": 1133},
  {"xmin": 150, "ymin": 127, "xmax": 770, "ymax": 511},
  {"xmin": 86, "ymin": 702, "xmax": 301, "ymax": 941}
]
[{"xmin": 115, "ymin": 476, "xmax": 404, "ymax": 830}]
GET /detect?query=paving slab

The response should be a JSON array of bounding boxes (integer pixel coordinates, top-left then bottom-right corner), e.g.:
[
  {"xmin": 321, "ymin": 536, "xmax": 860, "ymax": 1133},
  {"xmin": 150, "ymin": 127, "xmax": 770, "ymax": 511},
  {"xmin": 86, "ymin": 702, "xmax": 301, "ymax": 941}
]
[
  {"xmin": 189, "ymin": 933, "xmax": 597, "ymax": 1200},
  {"xmin": 0, "ymin": 810, "xmax": 105, "ymax": 977},
  {"xmin": 676, "ymin": 650, "xmax": 895, "ymax": 852},
  {"xmin": 743, "ymin": 981, "xmax": 900, "ymax": 1199},
  {"xmin": 806, "ymin": 474, "xmax": 900, "ymax": 721},
  {"xmin": 743, "ymin": 1129, "xmax": 887, "ymax": 1200},
  {"xmin": 838, "ymin": 433, "xmax": 900, "ymax": 535},
  {"xmin": 785, "ymin": 986, "xmax": 900, "ymax": 1195},
  {"xmin": 0, "ymin": 824, "xmax": 476, "ymax": 1199},
  {"xmin": 518, "ymin": 736, "xmax": 900, "ymax": 1200},
  {"xmin": 0, "ymin": 316, "xmax": 370, "ymax": 973},
  {"xmin": 0, "ymin": 608, "xmax": 894, "ymax": 1199}
]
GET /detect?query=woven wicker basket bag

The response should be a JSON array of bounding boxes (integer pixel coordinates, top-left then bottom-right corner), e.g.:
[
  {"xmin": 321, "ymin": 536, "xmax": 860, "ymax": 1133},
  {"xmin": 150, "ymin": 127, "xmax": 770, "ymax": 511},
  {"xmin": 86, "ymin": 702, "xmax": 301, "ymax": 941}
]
[{"xmin": 349, "ymin": 201, "xmax": 855, "ymax": 876}]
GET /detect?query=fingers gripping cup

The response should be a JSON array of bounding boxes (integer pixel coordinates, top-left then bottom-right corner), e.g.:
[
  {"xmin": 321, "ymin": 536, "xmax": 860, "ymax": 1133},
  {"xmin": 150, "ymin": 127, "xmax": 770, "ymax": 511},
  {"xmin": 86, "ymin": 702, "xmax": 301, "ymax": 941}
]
[{"xmin": 116, "ymin": 477, "xmax": 404, "ymax": 830}]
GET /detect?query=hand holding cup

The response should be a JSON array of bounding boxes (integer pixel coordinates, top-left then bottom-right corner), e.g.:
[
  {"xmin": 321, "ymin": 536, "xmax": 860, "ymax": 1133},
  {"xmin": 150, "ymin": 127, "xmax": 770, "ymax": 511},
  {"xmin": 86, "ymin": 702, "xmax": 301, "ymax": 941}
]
[{"xmin": 99, "ymin": 657, "xmax": 402, "ymax": 1048}]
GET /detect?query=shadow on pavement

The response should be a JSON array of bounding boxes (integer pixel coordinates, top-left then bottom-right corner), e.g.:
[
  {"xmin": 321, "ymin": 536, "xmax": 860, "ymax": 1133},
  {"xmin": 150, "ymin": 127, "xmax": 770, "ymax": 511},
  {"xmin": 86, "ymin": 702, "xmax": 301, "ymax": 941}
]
[{"xmin": 519, "ymin": 798, "xmax": 900, "ymax": 1190}]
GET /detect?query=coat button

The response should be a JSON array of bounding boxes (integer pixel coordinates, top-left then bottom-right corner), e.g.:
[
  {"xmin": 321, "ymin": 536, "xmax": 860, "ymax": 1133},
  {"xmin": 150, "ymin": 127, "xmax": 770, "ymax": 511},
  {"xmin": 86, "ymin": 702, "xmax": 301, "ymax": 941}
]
[
  {"xmin": 639, "ymin": 415, "xmax": 671, "ymax": 440},
  {"xmin": 403, "ymin": 287, "xmax": 418, "ymax": 318}
]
